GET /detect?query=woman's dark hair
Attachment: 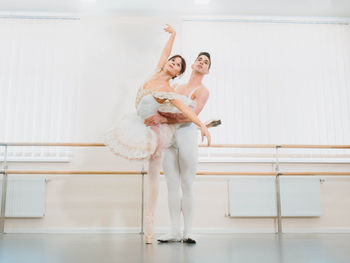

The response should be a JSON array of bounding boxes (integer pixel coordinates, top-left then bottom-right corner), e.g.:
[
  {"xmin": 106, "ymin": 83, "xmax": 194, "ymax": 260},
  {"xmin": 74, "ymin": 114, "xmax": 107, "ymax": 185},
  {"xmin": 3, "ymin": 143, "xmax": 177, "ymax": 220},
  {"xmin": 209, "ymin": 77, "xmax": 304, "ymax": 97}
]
[
  {"xmin": 167, "ymin": 55, "xmax": 186, "ymax": 79},
  {"xmin": 197, "ymin": 52, "xmax": 211, "ymax": 69}
]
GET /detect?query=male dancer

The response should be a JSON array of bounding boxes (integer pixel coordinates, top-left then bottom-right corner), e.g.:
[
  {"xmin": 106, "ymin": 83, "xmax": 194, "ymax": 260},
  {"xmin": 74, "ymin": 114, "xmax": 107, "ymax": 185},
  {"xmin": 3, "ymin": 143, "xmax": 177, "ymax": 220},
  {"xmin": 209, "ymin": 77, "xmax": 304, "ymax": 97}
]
[{"xmin": 145, "ymin": 52, "xmax": 211, "ymax": 244}]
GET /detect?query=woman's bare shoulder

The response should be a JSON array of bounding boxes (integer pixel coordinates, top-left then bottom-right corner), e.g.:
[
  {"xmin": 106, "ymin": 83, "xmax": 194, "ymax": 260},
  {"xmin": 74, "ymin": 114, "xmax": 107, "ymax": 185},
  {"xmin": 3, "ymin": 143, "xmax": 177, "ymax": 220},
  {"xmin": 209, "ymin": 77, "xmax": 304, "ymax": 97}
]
[{"xmin": 173, "ymin": 84, "xmax": 187, "ymax": 94}]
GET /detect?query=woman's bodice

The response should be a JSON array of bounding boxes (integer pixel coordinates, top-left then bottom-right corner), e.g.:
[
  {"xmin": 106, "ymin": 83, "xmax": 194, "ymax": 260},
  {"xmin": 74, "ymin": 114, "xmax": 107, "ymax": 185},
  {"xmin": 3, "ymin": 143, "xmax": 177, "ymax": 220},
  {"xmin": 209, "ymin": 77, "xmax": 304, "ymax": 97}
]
[
  {"xmin": 136, "ymin": 92, "xmax": 161, "ymax": 119},
  {"xmin": 135, "ymin": 88, "xmax": 196, "ymax": 120},
  {"xmin": 134, "ymin": 68, "xmax": 198, "ymax": 120}
]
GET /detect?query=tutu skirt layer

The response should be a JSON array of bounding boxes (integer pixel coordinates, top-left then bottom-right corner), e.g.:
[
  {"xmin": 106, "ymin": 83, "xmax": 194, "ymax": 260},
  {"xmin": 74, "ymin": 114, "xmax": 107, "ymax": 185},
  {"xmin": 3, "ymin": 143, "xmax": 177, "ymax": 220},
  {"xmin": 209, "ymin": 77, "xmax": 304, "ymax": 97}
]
[{"xmin": 105, "ymin": 112, "xmax": 175, "ymax": 160}]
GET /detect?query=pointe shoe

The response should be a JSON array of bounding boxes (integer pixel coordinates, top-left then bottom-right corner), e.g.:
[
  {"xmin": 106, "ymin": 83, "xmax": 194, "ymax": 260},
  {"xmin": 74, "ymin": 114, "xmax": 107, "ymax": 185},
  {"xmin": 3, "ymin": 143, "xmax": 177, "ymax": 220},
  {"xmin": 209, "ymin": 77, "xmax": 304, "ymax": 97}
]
[
  {"xmin": 144, "ymin": 214, "xmax": 154, "ymax": 244},
  {"xmin": 145, "ymin": 234, "xmax": 154, "ymax": 244}
]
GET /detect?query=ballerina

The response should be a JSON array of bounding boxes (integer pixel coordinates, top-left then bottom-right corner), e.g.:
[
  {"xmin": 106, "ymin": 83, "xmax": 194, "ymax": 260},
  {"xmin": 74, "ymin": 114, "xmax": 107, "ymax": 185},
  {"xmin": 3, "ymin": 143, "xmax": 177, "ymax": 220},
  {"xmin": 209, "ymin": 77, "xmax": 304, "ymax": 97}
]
[{"xmin": 105, "ymin": 24, "xmax": 211, "ymax": 244}]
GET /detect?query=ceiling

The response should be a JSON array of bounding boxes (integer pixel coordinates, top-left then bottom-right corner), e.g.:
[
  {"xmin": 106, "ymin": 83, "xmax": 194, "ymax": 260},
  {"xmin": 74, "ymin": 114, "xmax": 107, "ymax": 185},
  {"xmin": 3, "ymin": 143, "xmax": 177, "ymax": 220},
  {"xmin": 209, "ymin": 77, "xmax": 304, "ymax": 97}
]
[{"xmin": 1, "ymin": 0, "xmax": 350, "ymax": 18}]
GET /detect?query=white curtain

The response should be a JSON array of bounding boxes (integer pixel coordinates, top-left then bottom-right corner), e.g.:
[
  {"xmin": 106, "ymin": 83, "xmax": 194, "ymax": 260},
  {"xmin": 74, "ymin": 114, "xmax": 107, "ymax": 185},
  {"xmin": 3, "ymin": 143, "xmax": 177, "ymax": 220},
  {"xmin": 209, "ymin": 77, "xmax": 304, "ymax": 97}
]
[
  {"xmin": 182, "ymin": 20, "xmax": 350, "ymax": 159},
  {"xmin": 0, "ymin": 18, "xmax": 80, "ymax": 160}
]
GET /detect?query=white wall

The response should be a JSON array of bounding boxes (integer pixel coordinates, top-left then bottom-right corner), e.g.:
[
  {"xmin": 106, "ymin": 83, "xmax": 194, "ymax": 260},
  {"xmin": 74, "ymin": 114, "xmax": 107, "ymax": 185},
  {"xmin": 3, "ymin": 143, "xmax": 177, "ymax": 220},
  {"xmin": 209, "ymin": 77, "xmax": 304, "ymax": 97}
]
[{"xmin": 182, "ymin": 20, "xmax": 350, "ymax": 146}]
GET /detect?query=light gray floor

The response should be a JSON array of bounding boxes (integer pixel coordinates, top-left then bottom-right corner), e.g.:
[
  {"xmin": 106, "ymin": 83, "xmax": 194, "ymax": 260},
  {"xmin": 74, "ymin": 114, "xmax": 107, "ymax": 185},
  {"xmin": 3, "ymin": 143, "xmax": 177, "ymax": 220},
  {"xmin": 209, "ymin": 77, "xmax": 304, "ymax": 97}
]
[{"xmin": 0, "ymin": 233, "xmax": 350, "ymax": 263}]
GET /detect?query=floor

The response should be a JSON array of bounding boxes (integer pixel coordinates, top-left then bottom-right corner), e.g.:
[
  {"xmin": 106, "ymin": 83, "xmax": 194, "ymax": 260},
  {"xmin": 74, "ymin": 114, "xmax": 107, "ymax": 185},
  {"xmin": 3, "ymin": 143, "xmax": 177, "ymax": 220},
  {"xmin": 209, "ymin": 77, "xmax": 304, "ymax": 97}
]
[{"xmin": 0, "ymin": 233, "xmax": 349, "ymax": 263}]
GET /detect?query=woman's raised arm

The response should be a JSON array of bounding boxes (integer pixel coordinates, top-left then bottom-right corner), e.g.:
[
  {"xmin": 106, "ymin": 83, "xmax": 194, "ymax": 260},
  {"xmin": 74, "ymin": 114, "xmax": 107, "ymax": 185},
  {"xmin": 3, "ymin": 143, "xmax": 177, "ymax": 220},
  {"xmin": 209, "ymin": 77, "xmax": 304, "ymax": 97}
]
[{"xmin": 156, "ymin": 24, "xmax": 176, "ymax": 70}]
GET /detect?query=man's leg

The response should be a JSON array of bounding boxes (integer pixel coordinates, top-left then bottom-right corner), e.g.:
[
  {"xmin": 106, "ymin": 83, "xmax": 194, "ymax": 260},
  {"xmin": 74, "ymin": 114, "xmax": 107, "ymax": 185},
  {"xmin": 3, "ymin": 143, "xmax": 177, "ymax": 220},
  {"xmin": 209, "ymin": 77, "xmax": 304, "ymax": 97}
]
[
  {"xmin": 177, "ymin": 124, "xmax": 198, "ymax": 243},
  {"xmin": 157, "ymin": 145, "xmax": 182, "ymax": 242}
]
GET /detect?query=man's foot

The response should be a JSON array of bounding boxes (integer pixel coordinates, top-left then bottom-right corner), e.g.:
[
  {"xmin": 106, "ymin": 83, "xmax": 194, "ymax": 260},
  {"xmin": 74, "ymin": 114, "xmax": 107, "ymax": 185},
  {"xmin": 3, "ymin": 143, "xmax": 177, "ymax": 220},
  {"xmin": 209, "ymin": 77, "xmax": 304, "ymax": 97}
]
[
  {"xmin": 182, "ymin": 234, "xmax": 196, "ymax": 244},
  {"xmin": 182, "ymin": 237, "xmax": 196, "ymax": 244},
  {"xmin": 157, "ymin": 233, "xmax": 182, "ymax": 243}
]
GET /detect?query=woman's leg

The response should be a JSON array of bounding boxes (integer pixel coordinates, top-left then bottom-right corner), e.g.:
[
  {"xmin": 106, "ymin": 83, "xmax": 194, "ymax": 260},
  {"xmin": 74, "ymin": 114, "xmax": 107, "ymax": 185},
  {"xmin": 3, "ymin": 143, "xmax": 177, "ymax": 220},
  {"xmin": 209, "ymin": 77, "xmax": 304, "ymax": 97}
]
[
  {"xmin": 145, "ymin": 126, "xmax": 164, "ymax": 243},
  {"xmin": 147, "ymin": 151, "xmax": 163, "ymax": 216}
]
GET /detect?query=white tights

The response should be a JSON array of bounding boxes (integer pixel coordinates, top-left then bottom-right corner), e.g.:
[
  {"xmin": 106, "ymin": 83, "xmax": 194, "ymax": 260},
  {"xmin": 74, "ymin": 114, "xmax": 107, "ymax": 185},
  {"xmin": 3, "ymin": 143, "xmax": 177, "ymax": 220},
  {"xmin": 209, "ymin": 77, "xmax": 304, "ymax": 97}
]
[
  {"xmin": 147, "ymin": 152, "xmax": 163, "ymax": 217},
  {"xmin": 163, "ymin": 123, "xmax": 198, "ymax": 237},
  {"xmin": 146, "ymin": 124, "xmax": 173, "ymax": 218}
]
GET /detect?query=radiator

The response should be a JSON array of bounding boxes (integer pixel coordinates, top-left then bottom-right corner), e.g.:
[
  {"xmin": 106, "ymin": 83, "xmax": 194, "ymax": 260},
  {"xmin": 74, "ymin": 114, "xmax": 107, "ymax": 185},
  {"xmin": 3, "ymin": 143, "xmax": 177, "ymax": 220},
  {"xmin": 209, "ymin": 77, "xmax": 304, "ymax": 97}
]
[
  {"xmin": 0, "ymin": 176, "xmax": 46, "ymax": 218},
  {"xmin": 228, "ymin": 176, "xmax": 322, "ymax": 217}
]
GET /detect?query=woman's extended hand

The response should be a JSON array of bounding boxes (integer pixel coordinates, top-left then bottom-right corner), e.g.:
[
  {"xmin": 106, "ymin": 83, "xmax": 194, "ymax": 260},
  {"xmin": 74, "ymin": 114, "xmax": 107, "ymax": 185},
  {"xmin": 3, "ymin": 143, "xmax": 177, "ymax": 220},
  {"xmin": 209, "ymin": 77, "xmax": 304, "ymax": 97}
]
[
  {"xmin": 164, "ymin": 24, "xmax": 176, "ymax": 35},
  {"xmin": 200, "ymin": 125, "xmax": 211, "ymax": 146}
]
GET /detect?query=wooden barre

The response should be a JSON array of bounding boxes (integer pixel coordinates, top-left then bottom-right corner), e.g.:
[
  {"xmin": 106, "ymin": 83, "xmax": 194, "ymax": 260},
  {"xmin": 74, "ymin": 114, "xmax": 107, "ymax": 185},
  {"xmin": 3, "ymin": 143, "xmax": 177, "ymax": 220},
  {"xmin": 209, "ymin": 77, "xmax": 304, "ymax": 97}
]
[
  {"xmin": 5, "ymin": 171, "xmax": 142, "ymax": 175},
  {"xmin": 279, "ymin": 144, "xmax": 350, "ymax": 149},
  {"xmin": 5, "ymin": 171, "xmax": 277, "ymax": 176},
  {"xmin": 1, "ymin": 143, "xmax": 277, "ymax": 148},
  {"xmin": 199, "ymin": 144, "xmax": 277, "ymax": 148},
  {"xmin": 2, "ymin": 142, "xmax": 350, "ymax": 149},
  {"xmin": 281, "ymin": 172, "xmax": 350, "ymax": 176},
  {"xmin": 4, "ymin": 171, "xmax": 350, "ymax": 176},
  {"xmin": 1, "ymin": 142, "xmax": 106, "ymax": 147}
]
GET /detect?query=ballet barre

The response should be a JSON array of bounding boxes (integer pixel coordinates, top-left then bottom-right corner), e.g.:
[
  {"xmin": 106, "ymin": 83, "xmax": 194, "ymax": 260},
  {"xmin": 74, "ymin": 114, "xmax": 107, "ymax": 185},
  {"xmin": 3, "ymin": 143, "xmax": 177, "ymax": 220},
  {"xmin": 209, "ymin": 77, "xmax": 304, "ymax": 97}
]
[
  {"xmin": 1, "ymin": 142, "xmax": 350, "ymax": 235},
  {"xmin": 2, "ymin": 142, "xmax": 350, "ymax": 148},
  {"xmin": 5, "ymin": 171, "xmax": 350, "ymax": 176}
]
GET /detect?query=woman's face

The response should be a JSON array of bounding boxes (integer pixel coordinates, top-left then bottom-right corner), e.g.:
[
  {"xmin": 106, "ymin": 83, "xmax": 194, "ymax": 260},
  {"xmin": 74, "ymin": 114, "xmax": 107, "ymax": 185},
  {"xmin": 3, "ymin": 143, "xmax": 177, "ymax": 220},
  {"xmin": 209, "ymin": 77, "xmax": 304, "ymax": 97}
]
[{"xmin": 165, "ymin": 57, "xmax": 183, "ymax": 77}]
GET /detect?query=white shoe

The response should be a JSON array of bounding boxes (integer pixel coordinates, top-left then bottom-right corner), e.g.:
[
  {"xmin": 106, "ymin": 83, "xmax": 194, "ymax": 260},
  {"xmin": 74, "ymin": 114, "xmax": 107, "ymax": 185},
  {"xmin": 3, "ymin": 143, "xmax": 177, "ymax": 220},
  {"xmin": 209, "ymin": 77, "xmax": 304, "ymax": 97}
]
[{"xmin": 157, "ymin": 233, "xmax": 182, "ymax": 243}]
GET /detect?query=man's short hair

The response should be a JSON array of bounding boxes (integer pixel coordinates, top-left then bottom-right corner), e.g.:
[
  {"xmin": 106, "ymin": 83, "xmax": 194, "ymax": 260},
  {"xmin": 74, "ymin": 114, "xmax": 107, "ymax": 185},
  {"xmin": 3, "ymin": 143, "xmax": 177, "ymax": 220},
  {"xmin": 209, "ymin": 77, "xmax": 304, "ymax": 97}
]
[{"xmin": 197, "ymin": 52, "xmax": 211, "ymax": 69}]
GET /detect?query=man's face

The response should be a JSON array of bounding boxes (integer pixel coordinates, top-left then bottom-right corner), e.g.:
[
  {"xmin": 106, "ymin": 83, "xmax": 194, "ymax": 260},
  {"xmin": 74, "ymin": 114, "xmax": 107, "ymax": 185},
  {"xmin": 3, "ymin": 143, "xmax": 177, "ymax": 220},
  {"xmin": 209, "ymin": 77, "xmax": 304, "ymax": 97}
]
[{"xmin": 192, "ymin": 55, "xmax": 210, "ymax": 74}]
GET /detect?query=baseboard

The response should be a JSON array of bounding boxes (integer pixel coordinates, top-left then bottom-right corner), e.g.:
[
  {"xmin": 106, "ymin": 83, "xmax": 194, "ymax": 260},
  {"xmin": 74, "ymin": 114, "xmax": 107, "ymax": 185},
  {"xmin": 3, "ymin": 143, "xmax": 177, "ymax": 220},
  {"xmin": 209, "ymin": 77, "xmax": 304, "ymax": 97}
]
[
  {"xmin": 283, "ymin": 228, "xmax": 350, "ymax": 234},
  {"xmin": 5, "ymin": 227, "xmax": 350, "ymax": 234},
  {"xmin": 156, "ymin": 227, "xmax": 276, "ymax": 234},
  {"xmin": 199, "ymin": 157, "xmax": 350, "ymax": 164},
  {"xmin": 4, "ymin": 227, "xmax": 141, "ymax": 234}
]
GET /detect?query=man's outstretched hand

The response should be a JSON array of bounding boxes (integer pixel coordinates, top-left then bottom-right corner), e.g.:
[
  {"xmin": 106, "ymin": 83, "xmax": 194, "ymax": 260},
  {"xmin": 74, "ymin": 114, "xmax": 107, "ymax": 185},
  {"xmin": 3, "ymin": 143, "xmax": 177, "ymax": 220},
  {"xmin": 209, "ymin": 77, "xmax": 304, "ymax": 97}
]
[
  {"xmin": 158, "ymin": 111, "xmax": 184, "ymax": 120},
  {"xmin": 144, "ymin": 114, "xmax": 168, "ymax": 126}
]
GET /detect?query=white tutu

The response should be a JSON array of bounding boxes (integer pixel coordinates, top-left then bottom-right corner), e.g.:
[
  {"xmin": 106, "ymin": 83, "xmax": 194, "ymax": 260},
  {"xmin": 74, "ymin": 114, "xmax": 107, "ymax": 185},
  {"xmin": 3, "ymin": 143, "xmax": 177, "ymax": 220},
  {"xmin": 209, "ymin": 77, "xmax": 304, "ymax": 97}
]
[
  {"xmin": 105, "ymin": 113, "xmax": 155, "ymax": 160},
  {"xmin": 105, "ymin": 90, "xmax": 194, "ymax": 160}
]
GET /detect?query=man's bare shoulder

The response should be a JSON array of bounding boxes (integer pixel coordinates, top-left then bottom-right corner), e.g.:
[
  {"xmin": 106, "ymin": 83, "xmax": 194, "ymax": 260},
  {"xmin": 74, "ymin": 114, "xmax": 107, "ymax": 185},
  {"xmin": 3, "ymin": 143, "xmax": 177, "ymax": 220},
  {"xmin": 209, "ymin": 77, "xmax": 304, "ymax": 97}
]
[
  {"xmin": 189, "ymin": 86, "xmax": 209, "ymax": 105},
  {"xmin": 195, "ymin": 85, "xmax": 209, "ymax": 97}
]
